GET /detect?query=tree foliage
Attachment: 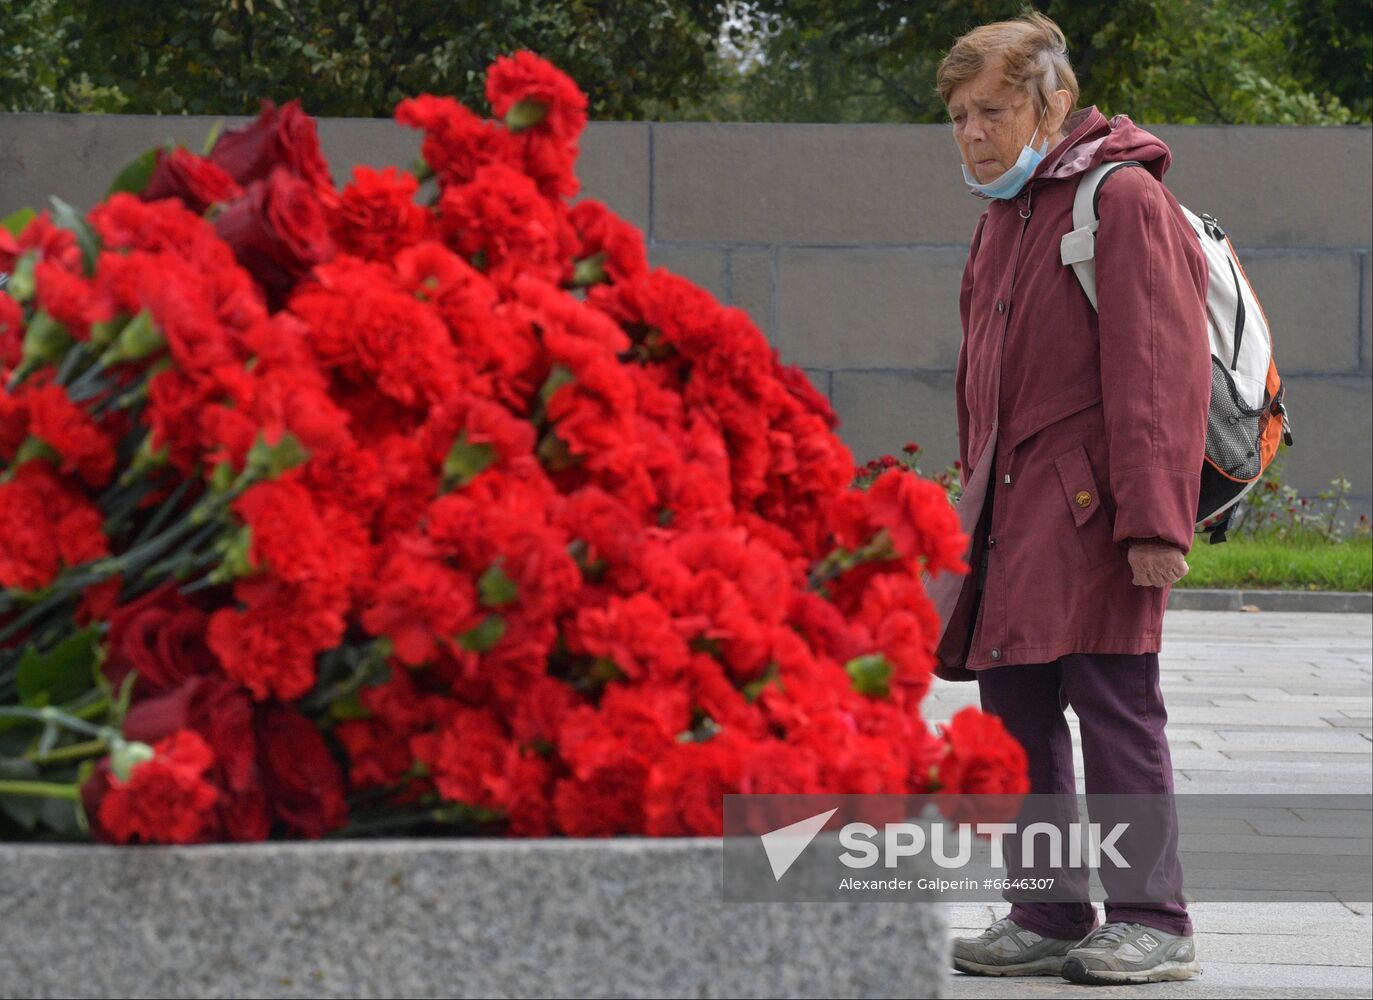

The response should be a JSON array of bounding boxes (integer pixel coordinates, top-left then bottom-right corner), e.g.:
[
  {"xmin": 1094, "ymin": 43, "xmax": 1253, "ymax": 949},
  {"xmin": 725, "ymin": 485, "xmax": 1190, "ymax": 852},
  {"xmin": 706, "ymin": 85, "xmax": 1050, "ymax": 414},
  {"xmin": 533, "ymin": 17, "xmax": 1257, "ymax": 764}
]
[
  {"xmin": 665, "ymin": 0, "xmax": 1371, "ymax": 124},
  {"xmin": 1, "ymin": 0, "xmax": 732, "ymax": 118},
  {"xmin": 2, "ymin": 0, "xmax": 1367, "ymax": 123}
]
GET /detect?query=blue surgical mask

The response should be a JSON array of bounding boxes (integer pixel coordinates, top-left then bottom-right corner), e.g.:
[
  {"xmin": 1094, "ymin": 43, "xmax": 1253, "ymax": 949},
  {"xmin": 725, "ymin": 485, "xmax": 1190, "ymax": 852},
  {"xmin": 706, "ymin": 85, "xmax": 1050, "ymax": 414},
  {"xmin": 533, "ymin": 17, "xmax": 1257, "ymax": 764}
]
[{"xmin": 961, "ymin": 111, "xmax": 1051, "ymax": 200}]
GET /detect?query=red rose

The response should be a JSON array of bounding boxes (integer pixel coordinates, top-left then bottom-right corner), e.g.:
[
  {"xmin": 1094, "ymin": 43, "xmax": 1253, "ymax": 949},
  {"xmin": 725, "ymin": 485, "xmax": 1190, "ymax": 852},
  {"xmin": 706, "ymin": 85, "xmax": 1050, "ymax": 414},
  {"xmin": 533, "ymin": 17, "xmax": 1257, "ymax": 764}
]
[
  {"xmin": 253, "ymin": 704, "xmax": 348, "ymax": 839},
  {"xmin": 208, "ymin": 99, "xmax": 333, "ymax": 193},
  {"xmin": 215, "ymin": 167, "xmax": 335, "ymax": 307},
  {"xmin": 143, "ymin": 147, "xmax": 244, "ymax": 214},
  {"xmin": 102, "ymin": 581, "xmax": 221, "ymax": 700}
]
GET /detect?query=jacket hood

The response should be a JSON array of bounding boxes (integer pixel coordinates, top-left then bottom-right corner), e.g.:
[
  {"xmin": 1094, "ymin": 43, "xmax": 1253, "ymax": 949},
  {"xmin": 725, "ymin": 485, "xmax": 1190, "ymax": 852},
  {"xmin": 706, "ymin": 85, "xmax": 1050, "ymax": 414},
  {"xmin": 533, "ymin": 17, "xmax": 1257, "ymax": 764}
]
[{"xmin": 1033, "ymin": 106, "xmax": 1173, "ymax": 184}]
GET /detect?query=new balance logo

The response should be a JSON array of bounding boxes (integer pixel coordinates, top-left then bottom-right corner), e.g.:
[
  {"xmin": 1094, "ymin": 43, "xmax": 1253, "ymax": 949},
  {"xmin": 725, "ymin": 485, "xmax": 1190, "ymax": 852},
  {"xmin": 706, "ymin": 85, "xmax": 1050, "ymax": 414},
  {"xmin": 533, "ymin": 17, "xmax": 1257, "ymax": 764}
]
[{"xmin": 1137, "ymin": 933, "xmax": 1160, "ymax": 953}]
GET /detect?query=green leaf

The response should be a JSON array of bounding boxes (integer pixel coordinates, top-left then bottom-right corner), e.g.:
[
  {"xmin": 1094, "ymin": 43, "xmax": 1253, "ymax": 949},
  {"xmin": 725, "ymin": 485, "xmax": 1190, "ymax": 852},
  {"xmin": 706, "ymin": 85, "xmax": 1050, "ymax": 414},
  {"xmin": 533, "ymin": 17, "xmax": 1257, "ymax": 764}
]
[
  {"xmin": 477, "ymin": 565, "xmax": 519, "ymax": 607},
  {"xmin": 105, "ymin": 147, "xmax": 160, "ymax": 197},
  {"xmin": 505, "ymin": 98, "xmax": 548, "ymax": 130},
  {"xmin": 572, "ymin": 252, "xmax": 607, "ymax": 286},
  {"xmin": 539, "ymin": 364, "xmax": 575, "ymax": 404},
  {"xmin": 16, "ymin": 628, "xmax": 101, "ymax": 709},
  {"xmin": 844, "ymin": 653, "xmax": 892, "ymax": 698},
  {"xmin": 209, "ymin": 524, "xmax": 256, "ymax": 582},
  {"xmin": 1, "ymin": 207, "xmax": 35, "ymax": 238},
  {"xmin": 109, "ymin": 308, "xmax": 165, "ymax": 361},
  {"xmin": 19, "ymin": 310, "xmax": 72, "ymax": 367},
  {"xmin": 47, "ymin": 197, "xmax": 100, "ymax": 275},
  {"xmin": 245, "ymin": 430, "xmax": 310, "ymax": 480},
  {"xmin": 442, "ymin": 432, "xmax": 495, "ymax": 490},
  {"xmin": 4, "ymin": 251, "xmax": 37, "ymax": 302},
  {"xmin": 201, "ymin": 121, "xmax": 226, "ymax": 156},
  {"xmin": 457, "ymin": 615, "xmax": 506, "ymax": 652},
  {"xmin": 742, "ymin": 660, "xmax": 784, "ymax": 702},
  {"xmin": 0, "ymin": 759, "xmax": 44, "ymax": 831}
]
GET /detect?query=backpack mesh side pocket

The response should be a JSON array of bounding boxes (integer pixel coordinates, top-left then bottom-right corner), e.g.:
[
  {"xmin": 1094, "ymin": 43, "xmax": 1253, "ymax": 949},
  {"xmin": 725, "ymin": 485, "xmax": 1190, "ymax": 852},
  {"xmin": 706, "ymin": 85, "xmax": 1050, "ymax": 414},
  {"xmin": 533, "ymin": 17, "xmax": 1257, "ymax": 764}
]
[{"xmin": 1199, "ymin": 355, "xmax": 1271, "ymax": 524}]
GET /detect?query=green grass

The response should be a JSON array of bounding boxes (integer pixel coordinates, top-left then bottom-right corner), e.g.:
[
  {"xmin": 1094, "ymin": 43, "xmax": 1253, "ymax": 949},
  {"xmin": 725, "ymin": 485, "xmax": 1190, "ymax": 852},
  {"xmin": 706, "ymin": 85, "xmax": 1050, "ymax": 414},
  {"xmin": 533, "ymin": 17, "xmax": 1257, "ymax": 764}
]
[{"xmin": 1177, "ymin": 534, "xmax": 1373, "ymax": 591}]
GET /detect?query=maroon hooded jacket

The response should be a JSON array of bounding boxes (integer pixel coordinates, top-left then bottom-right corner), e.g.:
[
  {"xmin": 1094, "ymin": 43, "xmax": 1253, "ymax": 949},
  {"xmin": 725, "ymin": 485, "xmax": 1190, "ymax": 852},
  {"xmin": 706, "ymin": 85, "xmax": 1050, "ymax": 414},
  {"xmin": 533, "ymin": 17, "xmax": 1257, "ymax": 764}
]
[{"xmin": 930, "ymin": 106, "xmax": 1211, "ymax": 681}]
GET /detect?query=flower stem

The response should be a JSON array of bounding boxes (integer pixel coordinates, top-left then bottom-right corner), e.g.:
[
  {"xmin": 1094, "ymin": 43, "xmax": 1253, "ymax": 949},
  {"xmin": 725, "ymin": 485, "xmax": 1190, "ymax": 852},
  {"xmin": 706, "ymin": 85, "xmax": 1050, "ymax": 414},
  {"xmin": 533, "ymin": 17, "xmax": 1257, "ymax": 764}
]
[
  {"xmin": 69, "ymin": 695, "xmax": 110, "ymax": 722},
  {"xmin": 0, "ymin": 779, "xmax": 78, "ymax": 800},
  {"xmin": 24, "ymin": 738, "xmax": 108, "ymax": 764},
  {"xmin": 0, "ymin": 705, "xmax": 116, "ymax": 741}
]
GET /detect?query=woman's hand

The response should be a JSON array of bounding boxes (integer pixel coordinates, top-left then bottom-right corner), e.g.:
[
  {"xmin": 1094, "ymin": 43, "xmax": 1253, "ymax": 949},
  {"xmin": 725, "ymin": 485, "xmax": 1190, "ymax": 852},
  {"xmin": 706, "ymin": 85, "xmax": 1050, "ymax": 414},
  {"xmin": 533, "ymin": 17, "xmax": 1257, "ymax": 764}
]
[{"xmin": 1127, "ymin": 540, "xmax": 1189, "ymax": 587}]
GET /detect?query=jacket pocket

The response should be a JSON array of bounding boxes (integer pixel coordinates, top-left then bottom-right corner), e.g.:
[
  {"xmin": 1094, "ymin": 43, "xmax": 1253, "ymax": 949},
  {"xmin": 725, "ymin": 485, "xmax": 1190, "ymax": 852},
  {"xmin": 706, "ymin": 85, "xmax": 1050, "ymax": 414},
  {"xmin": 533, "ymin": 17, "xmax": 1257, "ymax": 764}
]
[{"xmin": 1052, "ymin": 443, "xmax": 1118, "ymax": 571}]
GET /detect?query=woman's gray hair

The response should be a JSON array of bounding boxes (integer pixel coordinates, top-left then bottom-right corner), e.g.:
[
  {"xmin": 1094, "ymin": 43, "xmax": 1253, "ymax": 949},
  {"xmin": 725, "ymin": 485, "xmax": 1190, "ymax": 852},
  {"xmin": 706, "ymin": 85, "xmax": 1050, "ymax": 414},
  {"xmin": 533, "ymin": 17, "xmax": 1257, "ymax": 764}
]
[{"xmin": 936, "ymin": 11, "xmax": 1081, "ymax": 115}]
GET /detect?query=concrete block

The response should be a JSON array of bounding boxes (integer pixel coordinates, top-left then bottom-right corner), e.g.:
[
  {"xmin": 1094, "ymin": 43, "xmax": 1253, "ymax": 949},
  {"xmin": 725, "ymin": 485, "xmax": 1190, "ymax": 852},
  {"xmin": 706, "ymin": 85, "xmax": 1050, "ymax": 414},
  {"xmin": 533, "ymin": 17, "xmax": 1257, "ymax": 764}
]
[
  {"xmin": 1271, "ymin": 376, "xmax": 1372, "ymax": 499},
  {"xmin": 831, "ymin": 369, "xmax": 959, "ymax": 469},
  {"xmin": 316, "ymin": 119, "xmax": 424, "ymax": 180},
  {"xmin": 800, "ymin": 367, "xmax": 833, "ymax": 405},
  {"xmin": 775, "ymin": 248, "xmax": 965, "ymax": 369},
  {"xmin": 0, "ymin": 839, "xmax": 947, "ymax": 999},
  {"xmin": 653, "ymin": 123, "xmax": 984, "ymax": 245},
  {"xmin": 1240, "ymin": 251, "xmax": 1362, "ymax": 373},
  {"xmin": 572, "ymin": 122, "xmax": 651, "ymax": 233},
  {"xmin": 1362, "ymin": 251, "xmax": 1371, "ymax": 373},
  {"xmin": 729, "ymin": 248, "xmax": 774, "ymax": 340},
  {"xmin": 0, "ymin": 112, "xmax": 229, "ymax": 216},
  {"xmin": 647, "ymin": 245, "xmax": 728, "ymax": 301},
  {"xmin": 1148, "ymin": 124, "xmax": 1373, "ymax": 249}
]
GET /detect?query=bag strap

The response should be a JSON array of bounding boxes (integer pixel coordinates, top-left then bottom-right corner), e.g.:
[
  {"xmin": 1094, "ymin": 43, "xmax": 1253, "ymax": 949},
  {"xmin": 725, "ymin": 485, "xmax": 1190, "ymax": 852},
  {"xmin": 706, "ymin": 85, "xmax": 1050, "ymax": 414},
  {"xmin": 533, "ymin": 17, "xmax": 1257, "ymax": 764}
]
[{"xmin": 1060, "ymin": 160, "xmax": 1148, "ymax": 311}]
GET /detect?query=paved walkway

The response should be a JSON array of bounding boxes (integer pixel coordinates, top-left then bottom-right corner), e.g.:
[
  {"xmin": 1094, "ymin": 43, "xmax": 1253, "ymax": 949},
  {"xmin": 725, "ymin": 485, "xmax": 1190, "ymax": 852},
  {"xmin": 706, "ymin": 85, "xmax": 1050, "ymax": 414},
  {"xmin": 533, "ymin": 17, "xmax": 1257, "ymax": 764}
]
[{"xmin": 924, "ymin": 609, "xmax": 1372, "ymax": 999}]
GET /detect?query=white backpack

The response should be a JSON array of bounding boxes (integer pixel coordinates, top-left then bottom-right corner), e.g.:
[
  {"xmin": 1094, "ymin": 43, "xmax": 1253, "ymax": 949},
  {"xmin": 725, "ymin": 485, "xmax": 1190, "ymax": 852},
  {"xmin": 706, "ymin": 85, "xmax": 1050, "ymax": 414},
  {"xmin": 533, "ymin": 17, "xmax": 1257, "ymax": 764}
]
[{"xmin": 1059, "ymin": 161, "xmax": 1293, "ymax": 544}]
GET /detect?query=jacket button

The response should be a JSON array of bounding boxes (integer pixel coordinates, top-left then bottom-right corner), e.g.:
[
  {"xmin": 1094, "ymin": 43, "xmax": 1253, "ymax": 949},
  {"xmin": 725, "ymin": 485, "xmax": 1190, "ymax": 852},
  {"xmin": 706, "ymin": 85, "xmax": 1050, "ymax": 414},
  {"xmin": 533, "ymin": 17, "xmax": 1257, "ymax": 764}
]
[
  {"xmin": 1075, "ymin": 490, "xmax": 1093, "ymax": 508},
  {"xmin": 990, "ymin": 647, "xmax": 1002, "ymax": 660},
  {"xmin": 996, "ymin": 300, "xmax": 1006, "ymax": 314},
  {"xmin": 987, "ymin": 536, "xmax": 996, "ymax": 547}
]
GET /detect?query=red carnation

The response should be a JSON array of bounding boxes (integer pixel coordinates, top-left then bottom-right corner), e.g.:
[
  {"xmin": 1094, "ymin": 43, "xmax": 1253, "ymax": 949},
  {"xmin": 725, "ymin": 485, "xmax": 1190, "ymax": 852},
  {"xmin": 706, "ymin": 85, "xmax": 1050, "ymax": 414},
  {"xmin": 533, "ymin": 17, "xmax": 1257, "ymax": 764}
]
[
  {"xmin": 568, "ymin": 200, "xmax": 648, "ymax": 285},
  {"xmin": 0, "ymin": 460, "xmax": 107, "ymax": 593},
  {"xmin": 330, "ymin": 165, "xmax": 428, "ymax": 261},
  {"xmin": 867, "ymin": 468, "xmax": 969, "ymax": 575},
  {"xmin": 434, "ymin": 162, "xmax": 569, "ymax": 287},
  {"xmin": 935, "ymin": 706, "xmax": 1030, "ymax": 797},
  {"xmin": 395, "ymin": 95, "xmax": 521, "ymax": 188},
  {"xmin": 21, "ymin": 382, "xmax": 116, "ymax": 488},
  {"xmin": 94, "ymin": 730, "xmax": 220, "ymax": 845},
  {"xmin": 485, "ymin": 50, "xmax": 588, "ymax": 143},
  {"xmin": 105, "ymin": 675, "xmax": 273, "ymax": 842}
]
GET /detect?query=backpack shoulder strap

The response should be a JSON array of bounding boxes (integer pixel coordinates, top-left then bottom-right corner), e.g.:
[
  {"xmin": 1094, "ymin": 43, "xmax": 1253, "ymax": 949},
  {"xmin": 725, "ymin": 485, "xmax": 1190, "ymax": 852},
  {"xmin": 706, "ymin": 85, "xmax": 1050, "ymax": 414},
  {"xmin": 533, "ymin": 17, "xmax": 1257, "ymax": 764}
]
[{"xmin": 1060, "ymin": 160, "xmax": 1148, "ymax": 312}]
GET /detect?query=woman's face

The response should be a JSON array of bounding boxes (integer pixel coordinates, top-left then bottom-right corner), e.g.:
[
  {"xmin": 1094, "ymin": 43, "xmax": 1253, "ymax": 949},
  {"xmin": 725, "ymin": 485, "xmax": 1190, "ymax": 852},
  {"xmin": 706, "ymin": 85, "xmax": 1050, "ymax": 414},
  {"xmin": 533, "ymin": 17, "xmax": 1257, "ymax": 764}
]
[{"xmin": 947, "ymin": 57, "xmax": 1047, "ymax": 184}]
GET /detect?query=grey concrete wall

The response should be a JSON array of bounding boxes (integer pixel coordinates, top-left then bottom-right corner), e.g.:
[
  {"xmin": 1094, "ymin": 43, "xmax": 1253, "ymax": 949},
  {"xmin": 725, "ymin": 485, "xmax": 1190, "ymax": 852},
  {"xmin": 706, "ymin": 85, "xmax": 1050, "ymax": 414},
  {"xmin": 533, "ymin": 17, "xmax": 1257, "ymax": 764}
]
[
  {"xmin": 0, "ymin": 838, "xmax": 946, "ymax": 999},
  {"xmin": 2, "ymin": 114, "xmax": 1369, "ymax": 517}
]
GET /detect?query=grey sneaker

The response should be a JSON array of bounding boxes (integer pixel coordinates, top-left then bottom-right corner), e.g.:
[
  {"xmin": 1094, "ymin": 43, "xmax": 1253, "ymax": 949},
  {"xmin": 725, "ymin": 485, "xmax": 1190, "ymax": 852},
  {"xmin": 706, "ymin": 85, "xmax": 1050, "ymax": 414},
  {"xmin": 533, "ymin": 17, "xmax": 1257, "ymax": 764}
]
[
  {"xmin": 1061, "ymin": 921, "xmax": 1201, "ymax": 984},
  {"xmin": 952, "ymin": 916, "xmax": 1081, "ymax": 976}
]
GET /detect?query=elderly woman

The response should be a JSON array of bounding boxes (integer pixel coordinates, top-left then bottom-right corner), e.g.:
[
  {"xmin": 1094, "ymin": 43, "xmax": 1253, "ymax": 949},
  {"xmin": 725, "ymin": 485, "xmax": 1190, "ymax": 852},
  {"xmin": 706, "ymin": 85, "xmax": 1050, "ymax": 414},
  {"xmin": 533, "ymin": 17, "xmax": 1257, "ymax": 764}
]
[{"xmin": 929, "ymin": 12, "xmax": 1210, "ymax": 986}]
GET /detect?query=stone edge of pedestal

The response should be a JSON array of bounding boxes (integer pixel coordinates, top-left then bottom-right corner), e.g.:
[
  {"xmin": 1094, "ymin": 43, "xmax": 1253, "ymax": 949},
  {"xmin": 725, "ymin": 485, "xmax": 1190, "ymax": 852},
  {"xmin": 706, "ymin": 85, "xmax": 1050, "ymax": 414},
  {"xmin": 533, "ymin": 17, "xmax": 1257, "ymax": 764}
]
[{"xmin": 0, "ymin": 837, "xmax": 950, "ymax": 999}]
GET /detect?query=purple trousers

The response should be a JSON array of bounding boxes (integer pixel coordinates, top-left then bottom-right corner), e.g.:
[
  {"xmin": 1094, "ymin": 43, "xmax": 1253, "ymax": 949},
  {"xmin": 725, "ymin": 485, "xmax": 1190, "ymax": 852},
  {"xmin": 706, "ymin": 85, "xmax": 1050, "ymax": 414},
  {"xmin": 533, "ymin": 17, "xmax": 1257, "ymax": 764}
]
[{"xmin": 976, "ymin": 651, "xmax": 1193, "ymax": 939}]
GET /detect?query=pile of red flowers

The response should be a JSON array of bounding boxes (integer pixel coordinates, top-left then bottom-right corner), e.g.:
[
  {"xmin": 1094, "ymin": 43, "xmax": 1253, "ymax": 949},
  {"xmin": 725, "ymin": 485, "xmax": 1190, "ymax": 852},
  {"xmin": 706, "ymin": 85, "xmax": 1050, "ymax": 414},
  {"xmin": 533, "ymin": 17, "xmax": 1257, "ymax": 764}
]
[{"xmin": 0, "ymin": 52, "xmax": 1027, "ymax": 844}]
